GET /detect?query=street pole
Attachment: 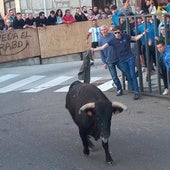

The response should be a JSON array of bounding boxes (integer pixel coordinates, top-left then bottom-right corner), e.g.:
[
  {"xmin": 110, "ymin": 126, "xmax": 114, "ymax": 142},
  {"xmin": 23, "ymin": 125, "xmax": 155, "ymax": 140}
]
[{"xmin": 43, "ymin": 0, "xmax": 47, "ymax": 16}]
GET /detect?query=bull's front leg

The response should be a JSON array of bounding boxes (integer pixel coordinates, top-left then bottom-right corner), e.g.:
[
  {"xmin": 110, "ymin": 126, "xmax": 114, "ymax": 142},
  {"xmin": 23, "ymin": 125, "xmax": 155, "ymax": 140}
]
[
  {"xmin": 79, "ymin": 130, "xmax": 89, "ymax": 155},
  {"xmin": 102, "ymin": 138, "xmax": 113, "ymax": 164}
]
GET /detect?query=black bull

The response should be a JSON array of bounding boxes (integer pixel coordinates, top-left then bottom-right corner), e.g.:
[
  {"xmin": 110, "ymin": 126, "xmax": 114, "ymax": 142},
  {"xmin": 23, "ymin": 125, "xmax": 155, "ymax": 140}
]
[{"xmin": 65, "ymin": 81, "xmax": 127, "ymax": 163}]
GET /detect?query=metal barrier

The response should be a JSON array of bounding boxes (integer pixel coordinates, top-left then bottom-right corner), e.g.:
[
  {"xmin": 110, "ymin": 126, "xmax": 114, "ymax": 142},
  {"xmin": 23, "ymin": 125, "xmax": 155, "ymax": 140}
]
[{"xmin": 119, "ymin": 13, "xmax": 170, "ymax": 98}]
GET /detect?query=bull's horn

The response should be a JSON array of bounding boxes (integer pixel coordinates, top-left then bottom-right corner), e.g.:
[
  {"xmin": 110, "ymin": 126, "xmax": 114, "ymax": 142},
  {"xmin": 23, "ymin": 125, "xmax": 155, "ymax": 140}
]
[
  {"xmin": 78, "ymin": 102, "xmax": 95, "ymax": 114},
  {"xmin": 112, "ymin": 102, "xmax": 127, "ymax": 111}
]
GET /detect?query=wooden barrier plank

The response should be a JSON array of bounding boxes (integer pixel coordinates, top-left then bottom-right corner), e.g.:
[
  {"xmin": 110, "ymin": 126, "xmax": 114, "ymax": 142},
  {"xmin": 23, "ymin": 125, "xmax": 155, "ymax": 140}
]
[
  {"xmin": 0, "ymin": 28, "xmax": 40, "ymax": 63},
  {"xmin": 0, "ymin": 19, "xmax": 111, "ymax": 63},
  {"xmin": 38, "ymin": 19, "xmax": 111, "ymax": 59}
]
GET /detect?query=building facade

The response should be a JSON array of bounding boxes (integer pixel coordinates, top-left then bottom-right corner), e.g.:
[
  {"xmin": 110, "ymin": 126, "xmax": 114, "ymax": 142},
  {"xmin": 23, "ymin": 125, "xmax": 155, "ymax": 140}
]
[
  {"xmin": 0, "ymin": 0, "xmax": 141, "ymax": 17},
  {"xmin": 0, "ymin": 0, "xmax": 92, "ymax": 17}
]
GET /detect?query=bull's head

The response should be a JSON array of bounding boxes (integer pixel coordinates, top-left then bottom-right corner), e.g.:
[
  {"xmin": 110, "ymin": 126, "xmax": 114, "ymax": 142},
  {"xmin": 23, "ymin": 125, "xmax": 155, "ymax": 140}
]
[
  {"xmin": 79, "ymin": 101, "xmax": 127, "ymax": 115},
  {"xmin": 78, "ymin": 101, "xmax": 127, "ymax": 139}
]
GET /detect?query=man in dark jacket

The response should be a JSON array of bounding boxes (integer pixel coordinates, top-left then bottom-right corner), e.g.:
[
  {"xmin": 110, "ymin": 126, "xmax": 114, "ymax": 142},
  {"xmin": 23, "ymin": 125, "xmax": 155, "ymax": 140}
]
[
  {"xmin": 13, "ymin": 12, "xmax": 27, "ymax": 29},
  {"xmin": 25, "ymin": 13, "xmax": 36, "ymax": 28},
  {"xmin": 156, "ymin": 40, "xmax": 170, "ymax": 95},
  {"xmin": 47, "ymin": 10, "xmax": 56, "ymax": 25},
  {"xmin": 36, "ymin": 11, "xmax": 48, "ymax": 27},
  {"xmin": 74, "ymin": 7, "xmax": 88, "ymax": 22}
]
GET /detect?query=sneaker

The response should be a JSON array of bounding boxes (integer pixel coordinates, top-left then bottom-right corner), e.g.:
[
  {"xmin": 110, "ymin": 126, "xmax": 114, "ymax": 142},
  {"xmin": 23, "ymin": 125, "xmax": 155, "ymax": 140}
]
[
  {"xmin": 116, "ymin": 89, "xmax": 123, "ymax": 96},
  {"xmin": 90, "ymin": 61, "xmax": 94, "ymax": 66},
  {"xmin": 133, "ymin": 93, "xmax": 140, "ymax": 100},
  {"xmin": 162, "ymin": 88, "xmax": 169, "ymax": 95},
  {"xmin": 112, "ymin": 83, "xmax": 117, "ymax": 88},
  {"xmin": 142, "ymin": 66, "xmax": 146, "ymax": 72}
]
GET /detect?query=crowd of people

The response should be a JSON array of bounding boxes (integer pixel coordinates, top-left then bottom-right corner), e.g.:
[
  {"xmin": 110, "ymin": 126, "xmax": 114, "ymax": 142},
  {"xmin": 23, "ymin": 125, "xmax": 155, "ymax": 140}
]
[
  {"xmin": 0, "ymin": 4, "xmax": 114, "ymax": 31},
  {"xmin": 0, "ymin": 1, "xmax": 169, "ymax": 30},
  {"xmin": 88, "ymin": 0, "xmax": 170, "ymax": 99}
]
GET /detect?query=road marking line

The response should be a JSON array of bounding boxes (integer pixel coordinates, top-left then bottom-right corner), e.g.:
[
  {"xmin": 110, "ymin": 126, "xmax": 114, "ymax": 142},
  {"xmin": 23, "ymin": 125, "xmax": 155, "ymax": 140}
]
[
  {"xmin": 0, "ymin": 74, "xmax": 19, "ymax": 83},
  {"xmin": 0, "ymin": 75, "xmax": 45, "ymax": 93},
  {"xmin": 23, "ymin": 76, "xmax": 73, "ymax": 93},
  {"xmin": 97, "ymin": 80, "xmax": 113, "ymax": 91},
  {"xmin": 54, "ymin": 77, "xmax": 102, "ymax": 92}
]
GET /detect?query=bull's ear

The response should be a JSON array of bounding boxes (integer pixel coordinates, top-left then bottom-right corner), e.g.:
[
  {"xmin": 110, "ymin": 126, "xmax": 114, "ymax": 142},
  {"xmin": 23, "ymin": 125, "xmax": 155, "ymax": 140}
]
[
  {"xmin": 79, "ymin": 108, "xmax": 94, "ymax": 117},
  {"xmin": 112, "ymin": 107, "xmax": 123, "ymax": 115},
  {"xmin": 112, "ymin": 102, "xmax": 127, "ymax": 115},
  {"xmin": 86, "ymin": 110, "xmax": 93, "ymax": 116}
]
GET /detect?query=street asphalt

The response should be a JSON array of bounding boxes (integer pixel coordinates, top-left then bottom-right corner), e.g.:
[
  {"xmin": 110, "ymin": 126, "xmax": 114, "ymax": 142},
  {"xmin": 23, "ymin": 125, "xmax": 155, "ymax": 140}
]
[{"xmin": 0, "ymin": 59, "xmax": 170, "ymax": 170}]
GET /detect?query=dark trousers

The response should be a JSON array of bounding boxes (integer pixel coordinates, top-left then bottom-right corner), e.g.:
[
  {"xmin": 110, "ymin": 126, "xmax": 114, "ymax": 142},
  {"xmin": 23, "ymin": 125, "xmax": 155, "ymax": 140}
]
[
  {"xmin": 142, "ymin": 45, "xmax": 156, "ymax": 67},
  {"xmin": 159, "ymin": 61, "xmax": 169, "ymax": 89},
  {"xmin": 78, "ymin": 50, "xmax": 91, "ymax": 83}
]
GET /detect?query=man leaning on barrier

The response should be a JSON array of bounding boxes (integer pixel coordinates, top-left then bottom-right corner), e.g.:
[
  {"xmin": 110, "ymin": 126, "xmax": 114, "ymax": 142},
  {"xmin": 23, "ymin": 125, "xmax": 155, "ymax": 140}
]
[
  {"xmin": 156, "ymin": 40, "xmax": 170, "ymax": 95},
  {"xmin": 98, "ymin": 25, "xmax": 123, "ymax": 96},
  {"xmin": 91, "ymin": 26, "xmax": 148, "ymax": 100}
]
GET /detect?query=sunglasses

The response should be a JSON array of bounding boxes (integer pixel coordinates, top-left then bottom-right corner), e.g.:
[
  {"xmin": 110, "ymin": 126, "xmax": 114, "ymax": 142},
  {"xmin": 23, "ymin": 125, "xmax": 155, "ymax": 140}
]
[{"xmin": 114, "ymin": 31, "xmax": 121, "ymax": 34}]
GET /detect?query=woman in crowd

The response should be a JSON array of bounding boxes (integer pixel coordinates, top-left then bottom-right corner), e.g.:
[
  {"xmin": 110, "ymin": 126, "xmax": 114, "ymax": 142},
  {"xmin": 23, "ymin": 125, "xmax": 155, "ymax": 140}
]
[
  {"xmin": 56, "ymin": 9, "xmax": 63, "ymax": 24},
  {"xmin": 62, "ymin": 9, "xmax": 75, "ymax": 24}
]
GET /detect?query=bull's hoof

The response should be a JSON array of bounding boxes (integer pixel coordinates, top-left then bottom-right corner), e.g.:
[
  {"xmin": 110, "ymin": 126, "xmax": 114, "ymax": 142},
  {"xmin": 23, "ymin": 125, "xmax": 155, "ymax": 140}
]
[
  {"xmin": 106, "ymin": 155, "xmax": 113, "ymax": 164},
  {"xmin": 83, "ymin": 148, "xmax": 89, "ymax": 155},
  {"xmin": 107, "ymin": 159, "xmax": 113, "ymax": 164}
]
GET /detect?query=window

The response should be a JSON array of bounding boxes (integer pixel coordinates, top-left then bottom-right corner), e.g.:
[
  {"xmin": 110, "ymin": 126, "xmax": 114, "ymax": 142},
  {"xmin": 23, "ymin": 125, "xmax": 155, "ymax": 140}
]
[
  {"xmin": 4, "ymin": 0, "xmax": 15, "ymax": 15},
  {"xmin": 92, "ymin": 0, "xmax": 115, "ymax": 8}
]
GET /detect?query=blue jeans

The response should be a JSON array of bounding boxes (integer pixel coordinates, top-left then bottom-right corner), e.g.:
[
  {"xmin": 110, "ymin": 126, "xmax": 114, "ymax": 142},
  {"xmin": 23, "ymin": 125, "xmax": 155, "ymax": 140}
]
[
  {"xmin": 107, "ymin": 62, "xmax": 122, "ymax": 91},
  {"xmin": 118, "ymin": 56, "xmax": 139, "ymax": 93}
]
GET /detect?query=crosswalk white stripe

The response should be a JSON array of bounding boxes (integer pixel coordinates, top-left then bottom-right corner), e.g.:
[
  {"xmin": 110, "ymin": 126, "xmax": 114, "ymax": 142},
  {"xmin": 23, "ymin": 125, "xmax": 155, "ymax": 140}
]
[
  {"xmin": 54, "ymin": 77, "xmax": 102, "ymax": 92},
  {"xmin": 23, "ymin": 76, "xmax": 73, "ymax": 93},
  {"xmin": 54, "ymin": 85, "xmax": 70, "ymax": 92},
  {"xmin": 0, "ymin": 75, "xmax": 45, "ymax": 93},
  {"xmin": 0, "ymin": 74, "xmax": 19, "ymax": 83},
  {"xmin": 97, "ymin": 80, "xmax": 113, "ymax": 91}
]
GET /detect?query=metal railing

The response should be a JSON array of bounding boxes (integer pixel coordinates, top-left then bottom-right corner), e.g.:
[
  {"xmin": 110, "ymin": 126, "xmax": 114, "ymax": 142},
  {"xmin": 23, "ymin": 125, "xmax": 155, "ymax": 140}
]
[{"xmin": 119, "ymin": 13, "xmax": 170, "ymax": 98}]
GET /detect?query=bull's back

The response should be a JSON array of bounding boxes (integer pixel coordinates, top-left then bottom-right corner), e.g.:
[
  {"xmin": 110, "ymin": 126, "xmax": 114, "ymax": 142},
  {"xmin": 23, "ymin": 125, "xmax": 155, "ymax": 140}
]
[
  {"xmin": 65, "ymin": 81, "xmax": 83, "ymax": 117},
  {"xmin": 78, "ymin": 84, "xmax": 108, "ymax": 101},
  {"xmin": 66, "ymin": 81, "xmax": 108, "ymax": 110}
]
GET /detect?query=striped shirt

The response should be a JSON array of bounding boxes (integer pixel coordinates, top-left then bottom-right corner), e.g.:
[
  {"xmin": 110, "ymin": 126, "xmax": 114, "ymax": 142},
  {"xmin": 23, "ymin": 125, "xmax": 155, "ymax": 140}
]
[{"xmin": 88, "ymin": 26, "xmax": 100, "ymax": 42}]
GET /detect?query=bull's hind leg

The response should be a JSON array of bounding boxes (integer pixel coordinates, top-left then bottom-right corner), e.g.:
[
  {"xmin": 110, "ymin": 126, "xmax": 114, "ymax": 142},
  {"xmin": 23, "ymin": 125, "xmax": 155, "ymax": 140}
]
[
  {"xmin": 88, "ymin": 136, "xmax": 95, "ymax": 149},
  {"xmin": 102, "ymin": 139, "xmax": 113, "ymax": 164}
]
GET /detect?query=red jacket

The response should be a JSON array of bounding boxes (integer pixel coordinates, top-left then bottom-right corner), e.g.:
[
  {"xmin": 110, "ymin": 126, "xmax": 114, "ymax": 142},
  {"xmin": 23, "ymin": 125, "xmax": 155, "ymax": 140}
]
[{"xmin": 62, "ymin": 14, "xmax": 75, "ymax": 24}]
